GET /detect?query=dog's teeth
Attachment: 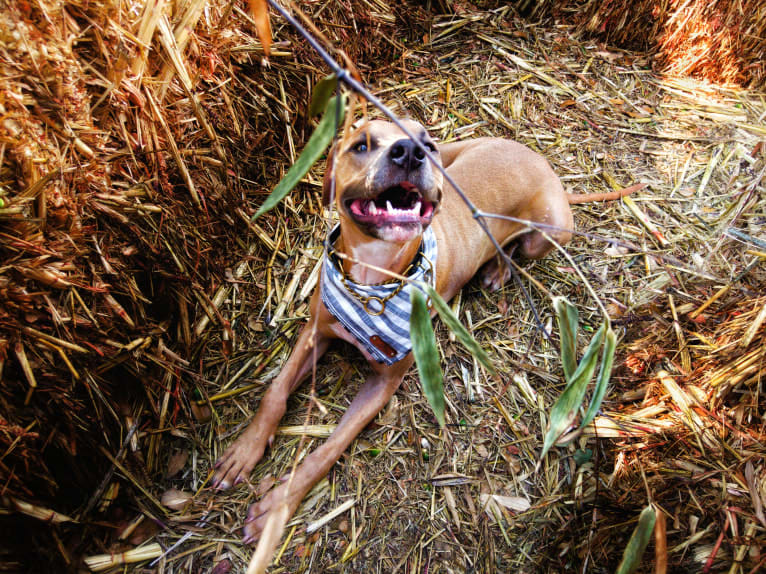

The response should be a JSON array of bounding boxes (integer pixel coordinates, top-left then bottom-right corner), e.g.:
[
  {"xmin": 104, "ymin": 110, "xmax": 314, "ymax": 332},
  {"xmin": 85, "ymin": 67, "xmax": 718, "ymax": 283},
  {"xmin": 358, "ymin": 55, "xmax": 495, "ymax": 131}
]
[
  {"xmin": 369, "ymin": 202, "xmax": 377, "ymax": 216},
  {"xmin": 386, "ymin": 200, "xmax": 395, "ymax": 214},
  {"xmin": 413, "ymin": 201, "xmax": 421, "ymax": 215}
]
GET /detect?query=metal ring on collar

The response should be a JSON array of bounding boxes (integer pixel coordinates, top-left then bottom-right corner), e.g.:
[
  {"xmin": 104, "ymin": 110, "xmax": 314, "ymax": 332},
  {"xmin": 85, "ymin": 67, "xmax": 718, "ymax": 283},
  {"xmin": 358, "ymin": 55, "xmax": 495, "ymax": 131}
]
[{"xmin": 363, "ymin": 296, "xmax": 386, "ymax": 316}]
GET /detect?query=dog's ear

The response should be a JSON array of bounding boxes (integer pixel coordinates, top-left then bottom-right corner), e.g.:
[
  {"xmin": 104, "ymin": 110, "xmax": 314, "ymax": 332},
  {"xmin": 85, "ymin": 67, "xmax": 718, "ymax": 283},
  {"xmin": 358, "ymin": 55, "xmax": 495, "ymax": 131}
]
[{"xmin": 321, "ymin": 144, "xmax": 336, "ymax": 207}]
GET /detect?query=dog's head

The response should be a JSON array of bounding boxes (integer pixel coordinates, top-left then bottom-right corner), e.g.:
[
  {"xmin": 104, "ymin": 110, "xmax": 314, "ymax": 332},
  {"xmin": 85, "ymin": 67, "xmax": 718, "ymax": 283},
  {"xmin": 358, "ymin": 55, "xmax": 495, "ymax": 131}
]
[{"xmin": 323, "ymin": 119, "xmax": 443, "ymax": 243}]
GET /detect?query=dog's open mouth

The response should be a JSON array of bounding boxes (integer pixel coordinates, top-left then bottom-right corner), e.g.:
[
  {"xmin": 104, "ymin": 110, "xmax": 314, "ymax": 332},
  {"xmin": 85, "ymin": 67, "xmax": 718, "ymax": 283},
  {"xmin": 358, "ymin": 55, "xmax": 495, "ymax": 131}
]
[{"xmin": 345, "ymin": 182, "xmax": 436, "ymax": 228}]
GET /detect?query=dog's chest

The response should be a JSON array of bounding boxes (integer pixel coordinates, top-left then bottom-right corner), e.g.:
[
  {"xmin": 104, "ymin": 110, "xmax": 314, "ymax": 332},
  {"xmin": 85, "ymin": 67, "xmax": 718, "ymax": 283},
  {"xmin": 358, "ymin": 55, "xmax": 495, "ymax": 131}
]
[
  {"xmin": 327, "ymin": 319, "xmax": 378, "ymax": 362},
  {"xmin": 320, "ymin": 225, "xmax": 438, "ymax": 366}
]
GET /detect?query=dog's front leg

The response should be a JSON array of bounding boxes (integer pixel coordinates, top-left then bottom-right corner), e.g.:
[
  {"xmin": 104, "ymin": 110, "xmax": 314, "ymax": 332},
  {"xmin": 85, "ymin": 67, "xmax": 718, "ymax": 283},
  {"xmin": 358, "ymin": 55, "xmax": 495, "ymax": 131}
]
[
  {"xmin": 213, "ymin": 319, "xmax": 331, "ymax": 489},
  {"xmin": 242, "ymin": 358, "xmax": 412, "ymax": 543}
]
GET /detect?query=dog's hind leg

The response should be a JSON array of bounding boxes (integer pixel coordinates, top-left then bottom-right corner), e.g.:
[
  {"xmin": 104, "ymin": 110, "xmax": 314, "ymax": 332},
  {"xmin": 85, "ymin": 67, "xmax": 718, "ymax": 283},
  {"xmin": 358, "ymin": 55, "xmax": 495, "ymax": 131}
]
[
  {"xmin": 480, "ymin": 244, "xmax": 518, "ymax": 291},
  {"xmin": 516, "ymin": 190, "xmax": 574, "ymax": 260},
  {"xmin": 480, "ymin": 204, "xmax": 573, "ymax": 291}
]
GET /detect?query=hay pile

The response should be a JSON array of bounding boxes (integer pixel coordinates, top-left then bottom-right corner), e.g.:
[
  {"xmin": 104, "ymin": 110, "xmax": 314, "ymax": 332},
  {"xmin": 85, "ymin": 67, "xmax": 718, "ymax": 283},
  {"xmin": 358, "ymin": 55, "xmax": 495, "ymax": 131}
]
[
  {"xmin": 530, "ymin": 0, "xmax": 766, "ymax": 88},
  {"xmin": 0, "ymin": 0, "xmax": 425, "ymax": 569},
  {"xmin": 1, "ymin": 1, "xmax": 765, "ymax": 573}
]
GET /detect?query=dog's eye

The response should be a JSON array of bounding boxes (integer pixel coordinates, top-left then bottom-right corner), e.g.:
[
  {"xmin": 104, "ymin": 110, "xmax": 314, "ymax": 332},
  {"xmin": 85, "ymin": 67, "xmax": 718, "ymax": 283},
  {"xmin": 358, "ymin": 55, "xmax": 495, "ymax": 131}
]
[{"xmin": 352, "ymin": 141, "xmax": 368, "ymax": 153}]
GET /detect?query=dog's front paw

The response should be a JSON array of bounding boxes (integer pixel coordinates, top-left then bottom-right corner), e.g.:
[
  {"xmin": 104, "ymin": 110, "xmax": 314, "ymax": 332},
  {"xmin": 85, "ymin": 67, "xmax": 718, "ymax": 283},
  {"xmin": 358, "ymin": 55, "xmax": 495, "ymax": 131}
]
[
  {"xmin": 211, "ymin": 429, "xmax": 273, "ymax": 490},
  {"xmin": 242, "ymin": 481, "xmax": 304, "ymax": 544}
]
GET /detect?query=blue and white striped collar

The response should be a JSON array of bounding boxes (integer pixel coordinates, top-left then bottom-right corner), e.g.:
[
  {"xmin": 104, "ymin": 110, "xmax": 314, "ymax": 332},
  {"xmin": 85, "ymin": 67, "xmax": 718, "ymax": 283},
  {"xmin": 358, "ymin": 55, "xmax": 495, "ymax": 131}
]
[{"xmin": 320, "ymin": 225, "xmax": 438, "ymax": 365}]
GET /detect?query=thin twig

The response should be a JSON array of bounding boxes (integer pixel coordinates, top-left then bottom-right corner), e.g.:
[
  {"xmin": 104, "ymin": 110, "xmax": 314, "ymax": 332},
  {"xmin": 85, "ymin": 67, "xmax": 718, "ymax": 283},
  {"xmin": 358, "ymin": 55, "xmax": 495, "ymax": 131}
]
[{"xmin": 267, "ymin": 0, "xmax": 551, "ymax": 338}]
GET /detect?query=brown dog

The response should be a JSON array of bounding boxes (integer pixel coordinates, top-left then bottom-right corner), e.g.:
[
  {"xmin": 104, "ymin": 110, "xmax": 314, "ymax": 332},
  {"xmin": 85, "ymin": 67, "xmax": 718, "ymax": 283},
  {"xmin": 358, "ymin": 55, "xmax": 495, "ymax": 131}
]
[{"xmin": 212, "ymin": 119, "xmax": 573, "ymax": 542}]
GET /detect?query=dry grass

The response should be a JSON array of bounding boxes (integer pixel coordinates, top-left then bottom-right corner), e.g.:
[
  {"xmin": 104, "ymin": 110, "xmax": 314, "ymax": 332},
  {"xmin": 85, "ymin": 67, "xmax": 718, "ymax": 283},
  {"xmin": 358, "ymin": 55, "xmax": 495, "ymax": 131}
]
[
  {"xmin": 532, "ymin": 0, "xmax": 766, "ymax": 88},
  {"xmin": 1, "ymin": 1, "xmax": 765, "ymax": 573},
  {"xmin": 0, "ymin": 0, "xmax": 423, "ymax": 569}
]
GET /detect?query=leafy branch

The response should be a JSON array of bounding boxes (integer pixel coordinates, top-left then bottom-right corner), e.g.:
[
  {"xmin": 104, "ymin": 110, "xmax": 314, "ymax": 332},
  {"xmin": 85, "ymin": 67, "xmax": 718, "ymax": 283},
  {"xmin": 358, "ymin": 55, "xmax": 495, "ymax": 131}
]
[{"xmin": 540, "ymin": 298, "xmax": 617, "ymax": 459}]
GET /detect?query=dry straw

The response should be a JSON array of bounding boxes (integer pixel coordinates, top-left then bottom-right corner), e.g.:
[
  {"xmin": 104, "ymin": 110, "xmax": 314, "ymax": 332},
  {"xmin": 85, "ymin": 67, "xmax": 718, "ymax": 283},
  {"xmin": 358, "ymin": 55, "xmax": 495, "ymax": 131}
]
[
  {"xmin": 84, "ymin": 543, "xmax": 163, "ymax": 572},
  {"xmin": 1, "ymin": 0, "xmax": 764, "ymax": 572},
  {"xmin": 531, "ymin": 0, "xmax": 766, "ymax": 88}
]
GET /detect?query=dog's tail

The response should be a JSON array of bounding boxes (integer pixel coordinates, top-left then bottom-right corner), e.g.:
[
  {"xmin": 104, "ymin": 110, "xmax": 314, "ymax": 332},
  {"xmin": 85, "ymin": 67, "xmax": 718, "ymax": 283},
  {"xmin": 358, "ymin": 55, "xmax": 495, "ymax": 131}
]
[{"xmin": 567, "ymin": 182, "xmax": 646, "ymax": 204}]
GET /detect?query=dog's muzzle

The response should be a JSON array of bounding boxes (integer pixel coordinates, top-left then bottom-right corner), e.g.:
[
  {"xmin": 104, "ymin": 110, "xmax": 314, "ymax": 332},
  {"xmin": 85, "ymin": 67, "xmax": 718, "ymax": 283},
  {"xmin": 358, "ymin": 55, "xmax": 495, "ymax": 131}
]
[{"xmin": 342, "ymin": 138, "xmax": 441, "ymax": 242}]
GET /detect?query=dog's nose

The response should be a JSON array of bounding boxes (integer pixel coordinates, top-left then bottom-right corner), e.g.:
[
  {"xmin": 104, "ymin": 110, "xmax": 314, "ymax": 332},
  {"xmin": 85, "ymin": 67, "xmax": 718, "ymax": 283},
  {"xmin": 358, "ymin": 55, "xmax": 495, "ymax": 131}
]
[{"xmin": 389, "ymin": 139, "xmax": 426, "ymax": 170}]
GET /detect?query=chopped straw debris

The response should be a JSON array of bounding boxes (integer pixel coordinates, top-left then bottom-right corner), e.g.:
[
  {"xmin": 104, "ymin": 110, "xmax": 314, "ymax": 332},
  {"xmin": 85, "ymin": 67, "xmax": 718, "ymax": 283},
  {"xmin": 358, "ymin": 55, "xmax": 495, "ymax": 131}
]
[
  {"xmin": 1, "ymin": 1, "xmax": 765, "ymax": 573},
  {"xmin": 530, "ymin": 0, "xmax": 766, "ymax": 88}
]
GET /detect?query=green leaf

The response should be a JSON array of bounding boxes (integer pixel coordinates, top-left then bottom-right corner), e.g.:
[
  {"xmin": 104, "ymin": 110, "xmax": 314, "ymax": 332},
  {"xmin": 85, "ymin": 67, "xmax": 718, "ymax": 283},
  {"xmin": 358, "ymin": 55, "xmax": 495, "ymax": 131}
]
[
  {"xmin": 253, "ymin": 94, "xmax": 346, "ymax": 219},
  {"xmin": 573, "ymin": 448, "xmax": 592, "ymax": 466},
  {"xmin": 569, "ymin": 323, "xmax": 606, "ymax": 384},
  {"xmin": 424, "ymin": 284, "xmax": 496, "ymax": 375},
  {"xmin": 540, "ymin": 324, "xmax": 605, "ymax": 459},
  {"xmin": 410, "ymin": 288, "xmax": 445, "ymax": 428},
  {"xmin": 553, "ymin": 296, "xmax": 578, "ymax": 383},
  {"xmin": 310, "ymin": 74, "xmax": 338, "ymax": 117},
  {"xmin": 616, "ymin": 506, "xmax": 656, "ymax": 574},
  {"xmin": 580, "ymin": 325, "xmax": 616, "ymax": 428}
]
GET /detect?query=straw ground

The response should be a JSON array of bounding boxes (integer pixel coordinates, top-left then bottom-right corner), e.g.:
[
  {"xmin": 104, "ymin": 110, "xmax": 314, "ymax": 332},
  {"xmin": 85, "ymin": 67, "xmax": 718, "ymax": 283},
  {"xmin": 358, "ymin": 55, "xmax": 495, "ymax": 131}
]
[
  {"xmin": 1, "ymin": 2, "xmax": 764, "ymax": 573},
  {"xmin": 177, "ymin": 8, "xmax": 766, "ymax": 573}
]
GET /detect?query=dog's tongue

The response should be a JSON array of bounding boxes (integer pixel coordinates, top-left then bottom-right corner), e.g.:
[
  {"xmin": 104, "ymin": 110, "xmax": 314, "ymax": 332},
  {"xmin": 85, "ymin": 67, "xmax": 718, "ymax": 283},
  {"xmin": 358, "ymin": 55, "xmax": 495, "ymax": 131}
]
[{"xmin": 349, "ymin": 198, "xmax": 367, "ymax": 217}]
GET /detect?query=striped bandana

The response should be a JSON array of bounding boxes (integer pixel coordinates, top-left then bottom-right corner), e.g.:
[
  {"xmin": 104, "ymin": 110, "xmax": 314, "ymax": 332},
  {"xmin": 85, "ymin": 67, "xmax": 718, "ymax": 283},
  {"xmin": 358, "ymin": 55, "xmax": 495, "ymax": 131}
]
[{"xmin": 321, "ymin": 225, "xmax": 438, "ymax": 365}]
